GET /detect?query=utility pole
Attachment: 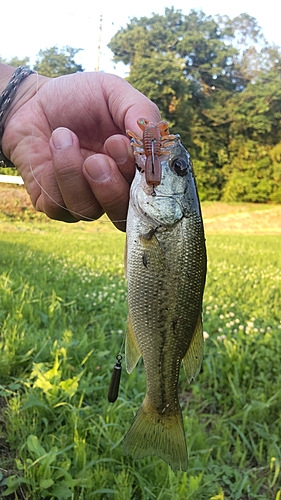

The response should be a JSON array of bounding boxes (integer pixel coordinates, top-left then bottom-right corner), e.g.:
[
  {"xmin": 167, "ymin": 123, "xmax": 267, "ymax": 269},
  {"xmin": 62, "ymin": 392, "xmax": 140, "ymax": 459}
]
[{"xmin": 96, "ymin": 15, "xmax": 103, "ymax": 71}]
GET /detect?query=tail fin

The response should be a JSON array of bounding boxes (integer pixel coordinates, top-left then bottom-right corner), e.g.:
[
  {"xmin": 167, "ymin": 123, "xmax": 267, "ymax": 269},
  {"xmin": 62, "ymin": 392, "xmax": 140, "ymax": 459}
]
[{"xmin": 123, "ymin": 397, "xmax": 187, "ymax": 472}]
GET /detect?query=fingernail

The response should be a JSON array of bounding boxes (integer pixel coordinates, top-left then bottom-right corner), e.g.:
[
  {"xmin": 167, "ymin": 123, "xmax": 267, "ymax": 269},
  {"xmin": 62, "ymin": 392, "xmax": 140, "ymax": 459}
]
[
  {"xmin": 52, "ymin": 128, "xmax": 73, "ymax": 149},
  {"xmin": 106, "ymin": 138, "xmax": 130, "ymax": 164},
  {"xmin": 84, "ymin": 155, "xmax": 111, "ymax": 183}
]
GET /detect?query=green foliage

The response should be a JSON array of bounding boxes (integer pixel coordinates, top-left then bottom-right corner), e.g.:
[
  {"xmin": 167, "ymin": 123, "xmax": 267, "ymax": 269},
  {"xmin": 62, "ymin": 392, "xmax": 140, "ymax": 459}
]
[
  {"xmin": 0, "ymin": 46, "xmax": 83, "ymax": 78},
  {"xmin": 33, "ymin": 46, "xmax": 84, "ymax": 77},
  {"xmin": 0, "ymin": 55, "xmax": 31, "ymax": 67},
  {"xmin": 0, "ymin": 217, "xmax": 280, "ymax": 498},
  {"xmin": 0, "ymin": 166, "xmax": 18, "ymax": 175},
  {"xmin": 109, "ymin": 9, "xmax": 281, "ymax": 203}
]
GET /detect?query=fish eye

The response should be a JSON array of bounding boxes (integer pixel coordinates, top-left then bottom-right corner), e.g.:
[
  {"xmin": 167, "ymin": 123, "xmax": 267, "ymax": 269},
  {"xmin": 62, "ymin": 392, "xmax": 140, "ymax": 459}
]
[{"xmin": 170, "ymin": 157, "xmax": 188, "ymax": 177}]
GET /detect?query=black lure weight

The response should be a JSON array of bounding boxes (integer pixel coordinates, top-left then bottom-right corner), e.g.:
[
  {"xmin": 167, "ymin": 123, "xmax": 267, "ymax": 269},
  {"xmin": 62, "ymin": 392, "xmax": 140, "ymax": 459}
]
[{"xmin": 108, "ymin": 354, "xmax": 122, "ymax": 403}]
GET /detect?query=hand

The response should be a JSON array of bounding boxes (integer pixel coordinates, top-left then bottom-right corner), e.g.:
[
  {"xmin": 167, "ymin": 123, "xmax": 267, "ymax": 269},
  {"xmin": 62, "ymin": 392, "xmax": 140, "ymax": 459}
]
[{"xmin": 2, "ymin": 71, "xmax": 160, "ymax": 230}]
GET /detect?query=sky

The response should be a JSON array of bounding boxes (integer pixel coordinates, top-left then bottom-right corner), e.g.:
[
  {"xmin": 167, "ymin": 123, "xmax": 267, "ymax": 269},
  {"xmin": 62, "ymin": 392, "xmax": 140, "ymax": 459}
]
[{"xmin": 1, "ymin": 0, "xmax": 281, "ymax": 77}]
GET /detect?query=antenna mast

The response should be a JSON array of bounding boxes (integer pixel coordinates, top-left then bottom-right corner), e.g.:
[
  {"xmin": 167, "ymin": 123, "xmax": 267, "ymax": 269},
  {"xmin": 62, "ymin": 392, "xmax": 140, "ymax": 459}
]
[{"xmin": 96, "ymin": 14, "xmax": 103, "ymax": 71}]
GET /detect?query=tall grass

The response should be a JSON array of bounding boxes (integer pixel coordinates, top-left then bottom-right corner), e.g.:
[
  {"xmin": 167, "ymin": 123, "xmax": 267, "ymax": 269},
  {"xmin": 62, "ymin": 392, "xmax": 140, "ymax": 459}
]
[{"xmin": 0, "ymin": 219, "xmax": 280, "ymax": 499}]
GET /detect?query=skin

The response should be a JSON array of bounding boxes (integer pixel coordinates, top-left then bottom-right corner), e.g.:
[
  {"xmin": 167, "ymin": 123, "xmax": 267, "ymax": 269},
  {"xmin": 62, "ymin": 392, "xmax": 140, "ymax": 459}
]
[{"xmin": 0, "ymin": 64, "xmax": 161, "ymax": 230}]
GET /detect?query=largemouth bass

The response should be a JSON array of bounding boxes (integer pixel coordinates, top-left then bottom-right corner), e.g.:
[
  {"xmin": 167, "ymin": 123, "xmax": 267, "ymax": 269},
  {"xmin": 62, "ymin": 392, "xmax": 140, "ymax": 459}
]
[{"xmin": 123, "ymin": 119, "xmax": 207, "ymax": 472}]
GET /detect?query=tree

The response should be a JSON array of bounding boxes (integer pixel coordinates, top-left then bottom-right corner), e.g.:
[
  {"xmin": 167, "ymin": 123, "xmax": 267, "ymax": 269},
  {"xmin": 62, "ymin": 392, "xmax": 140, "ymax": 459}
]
[
  {"xmin": 33, "ymin": 46, "xmax": 84, "ymax": 77},
  {"xmin": 0, "ymin": 55, "xmax": 30, "ymax": 67},
  {"xmin": 109, "ymin": 9, "xmax": 281, "ymax": 203}
]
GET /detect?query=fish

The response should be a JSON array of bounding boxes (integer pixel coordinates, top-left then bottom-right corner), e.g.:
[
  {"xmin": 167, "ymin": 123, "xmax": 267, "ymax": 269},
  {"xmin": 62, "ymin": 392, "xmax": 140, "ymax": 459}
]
[{"xmin": 123, "ymin": 119, "xmax": 207, "ymax": 472}]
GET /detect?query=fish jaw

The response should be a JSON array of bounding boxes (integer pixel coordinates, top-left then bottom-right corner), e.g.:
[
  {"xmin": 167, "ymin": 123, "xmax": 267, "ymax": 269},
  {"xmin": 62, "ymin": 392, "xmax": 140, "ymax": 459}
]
[{"xmin": 129, "ymin": 170, "xmax": 185, "ymax": 227}]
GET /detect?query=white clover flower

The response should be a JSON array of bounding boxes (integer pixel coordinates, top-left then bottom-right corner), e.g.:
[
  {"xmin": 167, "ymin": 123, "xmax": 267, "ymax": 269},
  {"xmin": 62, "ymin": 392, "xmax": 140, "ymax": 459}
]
[
  {"xmin": 246, "ymin": 321, "xmax": 254, "ymax": 328},
  {"xmin": 203, "ymin": 331, "xmax": 209, "ymax": 340}
]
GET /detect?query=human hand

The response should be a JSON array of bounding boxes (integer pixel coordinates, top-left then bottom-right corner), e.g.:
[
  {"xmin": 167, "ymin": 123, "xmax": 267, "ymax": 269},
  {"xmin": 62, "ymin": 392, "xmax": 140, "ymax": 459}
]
[{"xmin": 2, "ymin": 71, "xmax": 160, "ymax": 230}]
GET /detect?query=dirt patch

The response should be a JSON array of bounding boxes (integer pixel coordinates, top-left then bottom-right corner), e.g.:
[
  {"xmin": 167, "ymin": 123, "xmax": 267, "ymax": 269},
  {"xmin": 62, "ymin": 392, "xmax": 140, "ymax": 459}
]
[
  {"xmin": 0, "ymin": 184, "xmax": 33, "ymax": 210},
  {"xmin": 1, "ymin": 183, "xmax": 281, "ymax": 235},
  {"xmin": 0, "ymin": 184, "xmax": 45, "ymax": 222},
  {"xmin": 202, "ymin": 205, "xmax": 281, "ymax": 234}
]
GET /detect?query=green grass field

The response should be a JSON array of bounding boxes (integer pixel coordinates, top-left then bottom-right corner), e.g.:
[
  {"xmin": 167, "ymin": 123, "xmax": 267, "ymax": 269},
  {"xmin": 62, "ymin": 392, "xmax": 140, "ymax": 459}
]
[{"xmin": 0, "ymin": 188, "xmax": 280, "ymax": 499}]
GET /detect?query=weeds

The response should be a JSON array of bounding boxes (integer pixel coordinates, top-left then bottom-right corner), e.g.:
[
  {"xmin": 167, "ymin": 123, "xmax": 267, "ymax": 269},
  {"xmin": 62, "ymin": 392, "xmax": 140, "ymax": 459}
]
[{"xmin": 0, "ymin": 217, "xmax": 280, "ymax": 499}]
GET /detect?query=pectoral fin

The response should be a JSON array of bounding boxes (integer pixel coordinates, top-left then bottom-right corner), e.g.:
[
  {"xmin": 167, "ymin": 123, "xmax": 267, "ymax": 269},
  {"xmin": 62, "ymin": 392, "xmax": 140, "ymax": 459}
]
[
  {"xmin": 125, "ymin": 314, "xmax": 141, "ymax": 374},
  {"xmin": 182, "ymin": 314, "xmax": 204, "ymax": 383}
]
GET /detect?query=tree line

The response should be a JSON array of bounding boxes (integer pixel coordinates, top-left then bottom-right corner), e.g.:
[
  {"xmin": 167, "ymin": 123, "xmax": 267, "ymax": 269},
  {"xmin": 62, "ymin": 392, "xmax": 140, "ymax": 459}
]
[
  {"xmin": 0, "ymin": 46, "xmax": 83, "ymax": 78},
  {"xmin": 109, "ymin": 8, "xmax": 281, "ymax": 203},
  {"xmin": 1, "ymin": 10, "xmax": 281, "ymax": 203}
]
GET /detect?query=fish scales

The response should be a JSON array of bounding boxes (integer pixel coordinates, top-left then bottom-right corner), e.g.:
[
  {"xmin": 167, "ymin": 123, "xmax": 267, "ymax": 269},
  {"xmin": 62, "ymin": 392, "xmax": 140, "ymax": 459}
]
[
  {"xmin": 127, "ymin": 215, "xmax": 205, "ymax": 403},
  {"xmin": 123, "ymin": 120, "xmax": 207, "ymax": 472}
]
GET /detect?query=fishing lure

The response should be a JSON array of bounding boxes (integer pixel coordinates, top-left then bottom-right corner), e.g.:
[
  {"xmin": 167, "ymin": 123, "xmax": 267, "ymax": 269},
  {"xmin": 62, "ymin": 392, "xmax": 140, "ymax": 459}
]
[{"xmin": 127, "ymin": 119, "xmax": 175, "ymax": 189}]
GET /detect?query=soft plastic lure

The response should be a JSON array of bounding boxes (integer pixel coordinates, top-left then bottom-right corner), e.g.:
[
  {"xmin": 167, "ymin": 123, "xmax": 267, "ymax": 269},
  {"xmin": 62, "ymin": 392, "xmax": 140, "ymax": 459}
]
[{"xmin": 128, "ymin": 118, "xmax": 175, "ymax": 188}]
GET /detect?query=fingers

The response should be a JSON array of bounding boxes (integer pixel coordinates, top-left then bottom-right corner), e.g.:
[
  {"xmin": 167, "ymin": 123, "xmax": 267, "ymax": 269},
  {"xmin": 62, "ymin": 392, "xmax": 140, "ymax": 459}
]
[
  {"xmin": 99, "ymin": 73, "xmax": 161, "ymax": 136},
  {"xmin": 83, "ymin": 153, "xmax": 130, "ymax": 232},
  {"xmin": 39, "ymin": 163, "xmax": 78, "ymax": 222},
  {"xmin": 42, "ymin": 127, "xmax": 130, "ymax": 230},
  {"xmin": 104, "ymin": 134, "xmax": 135, "ymax": 184},
  {"xmin": 45, "ymin": 127, "xmax": 104, "ymax": 222},
  {"xmin": 35, "ymin": 74, "xmax": 163, "ymax": 228}
]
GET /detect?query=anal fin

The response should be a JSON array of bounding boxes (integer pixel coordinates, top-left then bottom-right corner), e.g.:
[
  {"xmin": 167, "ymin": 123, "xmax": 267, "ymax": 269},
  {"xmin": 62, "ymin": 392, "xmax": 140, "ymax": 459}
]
[
  {"xmin": 182, "ymin": 314, "xmax": 204, "ymax": 383},
  {"xmin": 125, "ymin": 315, "xmax": 141, "ymax": 374}
]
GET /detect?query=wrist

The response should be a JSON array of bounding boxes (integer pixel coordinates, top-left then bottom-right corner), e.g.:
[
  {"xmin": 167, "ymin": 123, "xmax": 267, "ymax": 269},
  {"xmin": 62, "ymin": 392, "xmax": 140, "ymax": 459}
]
[
  {"xmin": 0, "ymin": 64, "xmax": 47, "ymax": 165},
  {"xmin": 0, "ymin": 64, "xmax": 15, "ymax": 90}
]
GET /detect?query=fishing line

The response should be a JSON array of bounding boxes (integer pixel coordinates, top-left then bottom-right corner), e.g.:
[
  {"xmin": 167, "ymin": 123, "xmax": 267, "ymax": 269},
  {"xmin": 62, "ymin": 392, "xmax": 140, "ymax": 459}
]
[{"xmin": 28, "ymin": 72, "xmax": 127, "ymax": 224}]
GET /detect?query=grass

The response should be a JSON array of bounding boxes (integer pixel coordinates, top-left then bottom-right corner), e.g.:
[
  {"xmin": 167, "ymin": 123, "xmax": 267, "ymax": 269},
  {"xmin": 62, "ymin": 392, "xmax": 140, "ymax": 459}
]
[{"xmin": 0, "ymin": 185, "xmax": 280, "ymax": 499}]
